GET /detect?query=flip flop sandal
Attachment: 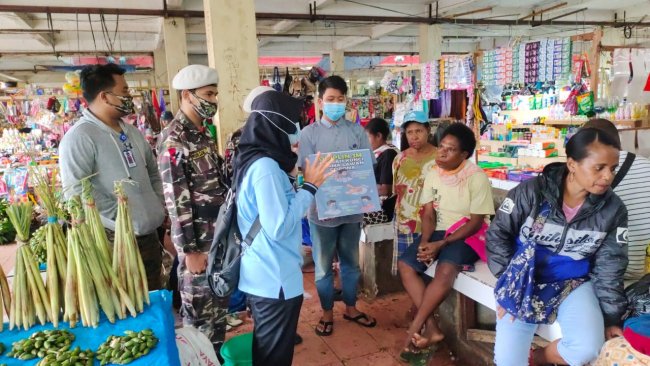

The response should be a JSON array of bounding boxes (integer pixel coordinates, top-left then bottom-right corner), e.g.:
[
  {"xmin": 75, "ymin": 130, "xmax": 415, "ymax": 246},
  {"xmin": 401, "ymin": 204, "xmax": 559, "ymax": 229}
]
[
  {"xmin": 315, "ymin": 320, "xmax": 334, "ymax": 336},
  {"xmin": 343, "ymin": 312, "xmax": 377, "ymax": 328},
  {"xmin": 399, "ymin": 344, "xmax": 433, "ymax": 364}
]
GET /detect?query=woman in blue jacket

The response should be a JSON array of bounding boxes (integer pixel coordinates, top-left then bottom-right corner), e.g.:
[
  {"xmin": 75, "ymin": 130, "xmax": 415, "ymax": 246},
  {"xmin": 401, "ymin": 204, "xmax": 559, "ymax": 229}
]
[
  {"xmin": 487, "ymin": 128, "xmax": 628, "ymax": 366},
  {"xmin": 234, "ymin": 90, "xmax": 332, "ymax": 366}
]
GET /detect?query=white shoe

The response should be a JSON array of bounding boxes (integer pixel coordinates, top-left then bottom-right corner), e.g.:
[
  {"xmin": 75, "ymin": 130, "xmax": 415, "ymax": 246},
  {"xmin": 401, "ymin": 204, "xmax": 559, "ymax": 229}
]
[{"xmin": 226, "ymin": 314, "xmax": 243, "ymax": 327}]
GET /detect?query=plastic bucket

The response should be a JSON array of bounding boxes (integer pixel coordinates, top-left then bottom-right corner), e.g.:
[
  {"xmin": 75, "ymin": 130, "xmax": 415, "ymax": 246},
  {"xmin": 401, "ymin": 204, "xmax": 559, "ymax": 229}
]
[{"xmin": 220, "ymin": 332, "xmax": 253, "ymax": 366}]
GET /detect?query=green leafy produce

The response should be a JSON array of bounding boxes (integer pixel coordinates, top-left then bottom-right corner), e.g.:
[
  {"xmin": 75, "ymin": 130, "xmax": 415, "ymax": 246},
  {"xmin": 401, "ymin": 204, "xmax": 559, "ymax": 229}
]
[
  {"xmin": 29, "ymin": 225, "xmax": 47, "ymax": 265},
  {"xmin": 7, "ymin": 329, "xmax": 74, "ymax": 360},
  {"xmin": 96, "ymin": 329, "xmax": 158, "ymax": 365},
  {"xmin": 36, "ymin": 346, "xmax": 94, "ymax": 366},
  {"xmin": 0, "ymin": 199, "xmax": 16, "ymax": 245}
]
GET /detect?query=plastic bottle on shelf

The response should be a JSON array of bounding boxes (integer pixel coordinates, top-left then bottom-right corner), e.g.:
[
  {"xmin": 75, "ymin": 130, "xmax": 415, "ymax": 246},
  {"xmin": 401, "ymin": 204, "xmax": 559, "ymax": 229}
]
[
  {"xmin": 615, "ymin": 107, "xmax": 623, "ymax": 121},
  {"xmin": 624, "ymin": 103, "xmax": 632, "ymax": 120}
]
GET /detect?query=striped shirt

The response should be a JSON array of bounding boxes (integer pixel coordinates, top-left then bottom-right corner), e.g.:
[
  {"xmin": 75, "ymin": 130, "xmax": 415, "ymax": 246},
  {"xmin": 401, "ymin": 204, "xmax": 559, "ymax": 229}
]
[{"xmin": 614, "ymin": 151, "xmax": 650, "ymax": 280}]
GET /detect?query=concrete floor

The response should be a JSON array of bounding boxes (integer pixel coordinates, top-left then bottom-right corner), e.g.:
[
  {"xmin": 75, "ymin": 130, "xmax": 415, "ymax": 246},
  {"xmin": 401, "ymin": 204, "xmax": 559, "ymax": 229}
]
[{"xmin": 227, "ymin": 265, "xmax": 459, "ymax": 366}]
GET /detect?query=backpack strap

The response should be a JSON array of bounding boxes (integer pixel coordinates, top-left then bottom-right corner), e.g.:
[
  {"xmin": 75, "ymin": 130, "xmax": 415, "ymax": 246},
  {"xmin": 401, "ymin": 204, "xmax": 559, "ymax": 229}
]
[
  {"xmin": 612, "ymin": 152, "xmax": 636, "ymax": 189},
  {"xmin": 242, "ymin": 216, "xmax": 261, "ymax": 247}
]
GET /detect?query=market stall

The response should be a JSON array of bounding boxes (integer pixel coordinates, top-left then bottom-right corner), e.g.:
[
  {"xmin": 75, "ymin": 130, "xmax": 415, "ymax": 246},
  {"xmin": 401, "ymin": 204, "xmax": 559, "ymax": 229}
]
[{"xmin": 0, "ymin": 172, "xmax": 183, "ymax": 366}]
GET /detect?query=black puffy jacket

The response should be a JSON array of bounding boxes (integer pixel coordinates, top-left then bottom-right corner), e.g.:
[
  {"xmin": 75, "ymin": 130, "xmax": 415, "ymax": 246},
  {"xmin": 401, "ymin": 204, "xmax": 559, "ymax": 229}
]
[{"xmin": 486, "ymin": 163, "xmax": 629, "ymax": 326}]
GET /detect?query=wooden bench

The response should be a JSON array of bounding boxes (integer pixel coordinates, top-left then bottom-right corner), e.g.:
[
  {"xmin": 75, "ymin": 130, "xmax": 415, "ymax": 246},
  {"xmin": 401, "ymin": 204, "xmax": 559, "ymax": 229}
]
[{"xmin": 425, "ymin": 261, "xmax": 562, "ymax": 344}]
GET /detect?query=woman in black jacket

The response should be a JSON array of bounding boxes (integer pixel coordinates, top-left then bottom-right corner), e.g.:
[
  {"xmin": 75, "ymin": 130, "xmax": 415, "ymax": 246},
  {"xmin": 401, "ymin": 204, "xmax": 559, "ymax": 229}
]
[{"xmin": 487, "ymin": 128, "xmax": 628, "ymax": 366}]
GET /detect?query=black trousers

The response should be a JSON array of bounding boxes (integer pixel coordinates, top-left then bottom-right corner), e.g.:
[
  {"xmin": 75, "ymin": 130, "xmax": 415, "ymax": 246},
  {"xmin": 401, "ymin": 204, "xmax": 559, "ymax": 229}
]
[{"xmin": 248, "ymin": 290, "xmax": 303, "ymax": 366}]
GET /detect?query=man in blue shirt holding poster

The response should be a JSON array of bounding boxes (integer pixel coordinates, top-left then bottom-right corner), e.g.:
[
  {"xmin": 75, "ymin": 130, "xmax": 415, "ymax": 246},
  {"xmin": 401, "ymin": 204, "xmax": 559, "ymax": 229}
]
[{"xmin": 298, "ymin": 75, "xmax": 377, "ymax": 336}]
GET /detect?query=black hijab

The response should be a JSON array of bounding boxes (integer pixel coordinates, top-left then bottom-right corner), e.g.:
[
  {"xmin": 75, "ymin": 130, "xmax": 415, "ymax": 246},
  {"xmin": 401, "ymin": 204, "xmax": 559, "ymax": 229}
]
[{"xmin": 234, "ymin": 90, "xmax": 301, "ymax": 188}]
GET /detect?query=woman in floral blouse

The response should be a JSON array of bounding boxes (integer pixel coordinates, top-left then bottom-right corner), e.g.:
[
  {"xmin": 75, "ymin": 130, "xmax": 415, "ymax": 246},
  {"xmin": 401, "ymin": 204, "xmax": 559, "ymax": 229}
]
[{"xmin": 391, "ymin": 110, "xmax": 436, "ymax": 274}]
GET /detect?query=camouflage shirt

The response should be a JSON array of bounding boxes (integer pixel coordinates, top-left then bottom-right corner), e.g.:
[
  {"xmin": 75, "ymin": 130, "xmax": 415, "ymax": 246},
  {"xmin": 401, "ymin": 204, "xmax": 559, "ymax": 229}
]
[{"xmin": 157, "ymin": 112, "xmax": 228, "ymax": 253}]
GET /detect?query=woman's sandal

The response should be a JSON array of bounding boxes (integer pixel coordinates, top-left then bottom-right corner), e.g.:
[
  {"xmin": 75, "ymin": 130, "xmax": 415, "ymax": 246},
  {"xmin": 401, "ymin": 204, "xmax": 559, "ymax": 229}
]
[
  {"xmin": 315, "ymin": 319, "xmax": 334, "ymax": 336},
  {"xmin": 343, "ymin": 312, "xmax": 377, "ymax": 328}
]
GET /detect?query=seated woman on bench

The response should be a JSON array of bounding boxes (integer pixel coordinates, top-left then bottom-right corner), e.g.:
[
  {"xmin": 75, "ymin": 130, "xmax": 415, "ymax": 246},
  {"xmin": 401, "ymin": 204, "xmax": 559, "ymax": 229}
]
[
  {"xmin": 487, "ymin": 128, "xmax": 628, "ymax": 366},
  {"xmin": 398, "ymin": 123, "xmax": 494, "ymax": 355}
]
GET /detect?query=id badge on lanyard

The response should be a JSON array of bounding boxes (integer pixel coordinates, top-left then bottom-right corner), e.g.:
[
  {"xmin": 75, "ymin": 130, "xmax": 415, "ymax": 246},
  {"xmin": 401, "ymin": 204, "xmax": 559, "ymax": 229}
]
[
  {"xmin": 123, "ymin": 149, "xmax": 137, "ymax": 168},
  {"xmin": 120, "ymin": 132, "xmax": 137, "ymax": 168}
]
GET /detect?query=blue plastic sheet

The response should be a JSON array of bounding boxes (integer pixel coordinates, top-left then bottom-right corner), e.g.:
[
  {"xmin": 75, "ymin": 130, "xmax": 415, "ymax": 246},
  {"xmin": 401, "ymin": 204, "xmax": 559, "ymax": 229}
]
[{"xmin": 0, "ymin": 290, "xmax": 180, "ymax": 366}]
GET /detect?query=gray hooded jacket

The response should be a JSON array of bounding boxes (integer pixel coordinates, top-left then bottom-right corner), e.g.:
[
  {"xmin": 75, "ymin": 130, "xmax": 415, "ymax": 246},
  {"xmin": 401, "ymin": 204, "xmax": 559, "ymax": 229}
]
[{"xmin": 60, "ymin": 109, "xmax": 165, "ymax": 236}]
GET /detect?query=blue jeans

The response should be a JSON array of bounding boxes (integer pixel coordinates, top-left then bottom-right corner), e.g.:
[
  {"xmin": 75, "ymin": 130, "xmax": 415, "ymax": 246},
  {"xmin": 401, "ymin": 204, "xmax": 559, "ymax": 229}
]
[
  {"xmin": 310, "ymin": 222, "xmax": 362, "ymax": 310},
  {"xmin": 494, "ymin": 282, "xmax": 605, "ymax": 366}
]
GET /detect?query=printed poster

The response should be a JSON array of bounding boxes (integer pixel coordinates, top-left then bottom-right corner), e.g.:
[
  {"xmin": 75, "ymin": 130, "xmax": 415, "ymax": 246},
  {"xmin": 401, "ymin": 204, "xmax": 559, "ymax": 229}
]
[{"xmin": 309, "ymin": 149, "xmax": 380, "ymax": 220}]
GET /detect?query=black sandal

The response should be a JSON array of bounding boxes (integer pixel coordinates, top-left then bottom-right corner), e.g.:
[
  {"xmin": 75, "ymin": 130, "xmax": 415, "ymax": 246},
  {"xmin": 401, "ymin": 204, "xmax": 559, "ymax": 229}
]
[
  {"xmin": 315, "ymin": 319, "xmax": 334, "ymax": 336},
  {"xmin": 343, "ymin": 312, "xmax": 377, "ymax": 328}
]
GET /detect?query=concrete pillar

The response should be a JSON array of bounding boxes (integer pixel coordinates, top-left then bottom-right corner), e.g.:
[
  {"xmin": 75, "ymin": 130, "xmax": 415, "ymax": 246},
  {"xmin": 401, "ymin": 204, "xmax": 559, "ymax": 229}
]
[
  {"xmin": 419, "ymin": 24, "xmax": 443, "ymax": 63},
  {"xmin": 350, "ymin": 79, "xmax": 358, "ymax": 97},
  {"xmin": 204, "ymin": 0, "xmax": 259, "ymax": 152},
  {"xmin": 162, "ymin": 17, "xmax": 188, "ymax": 114},
  {"xmin": 153, "ymin": 46, "xmax": 168, "ymax": 88},
  {"xmin": 330, "ymin": 49, "xmax": 345, "ymax": 75}
]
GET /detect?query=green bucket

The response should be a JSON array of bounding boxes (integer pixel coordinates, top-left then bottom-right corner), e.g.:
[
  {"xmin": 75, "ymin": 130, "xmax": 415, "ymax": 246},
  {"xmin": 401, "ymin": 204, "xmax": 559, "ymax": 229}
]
[{"xmin": 220, "ymin": 332, "xmax": 253, "ymax": 366}]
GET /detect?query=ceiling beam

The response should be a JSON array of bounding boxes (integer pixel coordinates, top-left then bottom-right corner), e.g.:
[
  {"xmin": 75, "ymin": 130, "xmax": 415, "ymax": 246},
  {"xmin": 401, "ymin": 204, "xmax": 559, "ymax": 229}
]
[
  {"xmin": 0, "ymin": 6, "xmax": 649, "ymax": 28},
  {"xmin": 9, "ymin": 12, "xmax": 54, "ymax": 48},
  {"xmin": 165, "ymin": 0, "xmax": 183, "ymax": 10},
  {"xmin": 0, "ymin": 51, "xmax": 152, "ymax": 56},
  {"xmin": 519, "ymin": 2, "xmax": 568, "ymax": 21},
  {"xmin": 335, "ymin": 36, "xmax": 369, "ymax": 50},
  {"xmin": 266, "ymin": 0, "xmax": 334, "ymax": 37},
  {"xmin": 335, "ymin": 23, "xmax": 409, "ymax": 50},
  {"xmin": 272, "ymin": 20, "xmax": 301, "ymax": 34}
]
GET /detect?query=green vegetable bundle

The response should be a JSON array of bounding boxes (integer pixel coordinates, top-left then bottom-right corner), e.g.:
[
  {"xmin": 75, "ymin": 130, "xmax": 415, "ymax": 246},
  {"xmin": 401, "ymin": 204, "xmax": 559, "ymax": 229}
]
[
  {"xmin": 113, "ymin": 182, "xmax": 149, "ymax": 313},
  {"xmin": 81, "ymin": 178, "xmax": 112, "ymax": 264},
  {"xmin": 0, "ymin": 265, "xmax": 10, "ymax": 332},
  {"xmin": 32, "ymin": 170, "xmax": 68, "ymax": 328},
  {"xmin": 7, "ymin": 201, "xmax": 52, "ymax": 330},
  {"xmin": 64, "ymin": 196, "xmax": 136, "ymax": 328}
]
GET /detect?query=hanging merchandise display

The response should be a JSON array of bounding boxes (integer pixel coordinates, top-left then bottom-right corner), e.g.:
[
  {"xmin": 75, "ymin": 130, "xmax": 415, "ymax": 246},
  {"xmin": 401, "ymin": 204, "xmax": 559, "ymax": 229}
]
[
  {"xmin": 483, "ymin": 39, "xmax": 572, "ymax": 86},
  {"xmin": 420, "ymin": 61, "xmax": 440, "ymax": 100},
  {"xmin": 443, "ymin": 55, "xmax": 473, "ymax": 90}
]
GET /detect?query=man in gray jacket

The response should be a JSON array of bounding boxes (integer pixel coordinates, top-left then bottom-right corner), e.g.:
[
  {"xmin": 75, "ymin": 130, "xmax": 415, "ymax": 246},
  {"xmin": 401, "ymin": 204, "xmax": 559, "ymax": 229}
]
[{"xmin": 60, "ymin": 63, "xmax": 165, "ymax": 290}]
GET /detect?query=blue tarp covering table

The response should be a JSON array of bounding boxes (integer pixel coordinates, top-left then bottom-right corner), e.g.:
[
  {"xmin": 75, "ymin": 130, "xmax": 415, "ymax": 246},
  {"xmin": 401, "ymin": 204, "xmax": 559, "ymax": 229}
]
[{"xmin": 0, "ymin": 290, "xmax": 180, "ymax": 366}]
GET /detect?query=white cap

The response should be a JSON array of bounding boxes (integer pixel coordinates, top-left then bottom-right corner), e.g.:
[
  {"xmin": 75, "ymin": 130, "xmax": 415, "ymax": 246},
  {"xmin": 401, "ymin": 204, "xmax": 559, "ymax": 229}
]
[
  {"xmin": 243, "ymin": 86, "xmax": 275, "ymax": 113},
  {"xmin": 172, "ymin": 65, "xmax": 219, "ymax": 90}
]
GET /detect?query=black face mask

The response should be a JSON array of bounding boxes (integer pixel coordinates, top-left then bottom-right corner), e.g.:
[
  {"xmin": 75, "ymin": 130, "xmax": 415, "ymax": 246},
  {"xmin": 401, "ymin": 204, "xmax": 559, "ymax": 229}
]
[{"xmin": 106, "ymin": 92, "xmax": 135, "ymax": 115}]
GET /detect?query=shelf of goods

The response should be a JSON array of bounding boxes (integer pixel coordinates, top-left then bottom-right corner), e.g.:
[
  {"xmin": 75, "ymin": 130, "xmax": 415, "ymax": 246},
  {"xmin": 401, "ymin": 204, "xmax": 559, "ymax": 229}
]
[{"xmin": 479, "ymin": 154, "xmax": 566, "ymax": 168}]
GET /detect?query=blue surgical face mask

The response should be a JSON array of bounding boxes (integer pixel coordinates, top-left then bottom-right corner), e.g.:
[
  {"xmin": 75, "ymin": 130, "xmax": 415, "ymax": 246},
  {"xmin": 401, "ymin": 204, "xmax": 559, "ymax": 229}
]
[
  {"xmin": 251, "ymin": 110, "xmax": 300, "ymax": 145},
  {"xmin": 322, "ymin": 102, "xmax": 346, "ymax": 121}
]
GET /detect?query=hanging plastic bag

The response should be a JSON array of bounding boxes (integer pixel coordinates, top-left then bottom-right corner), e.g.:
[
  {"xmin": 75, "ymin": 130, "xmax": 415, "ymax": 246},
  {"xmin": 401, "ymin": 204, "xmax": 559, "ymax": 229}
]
[
  {"xmin": 272, "ymin": 67, "xmax": 282, "ymax": 92},
  {"xmin": 175, "ymin": 326, "xmax": 221, "ymax": 366},
  {"xmin": 283, "ymin": 67, "xmax": 293, "ymax": 95}
]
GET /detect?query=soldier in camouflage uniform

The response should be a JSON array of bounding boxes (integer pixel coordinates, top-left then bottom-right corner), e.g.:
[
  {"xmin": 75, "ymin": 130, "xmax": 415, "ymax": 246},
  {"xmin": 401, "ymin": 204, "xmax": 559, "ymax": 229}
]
[{"xmin": 157, "ymin": 65, "xmax": 229, "ymax": 354}]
